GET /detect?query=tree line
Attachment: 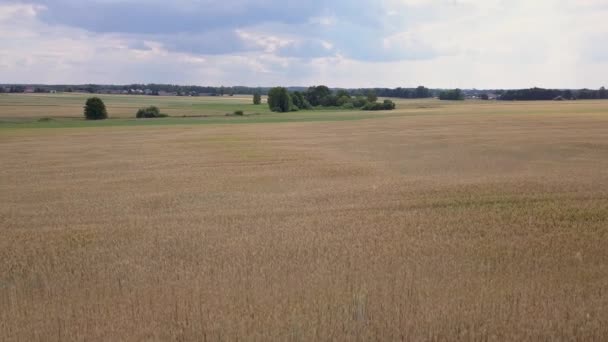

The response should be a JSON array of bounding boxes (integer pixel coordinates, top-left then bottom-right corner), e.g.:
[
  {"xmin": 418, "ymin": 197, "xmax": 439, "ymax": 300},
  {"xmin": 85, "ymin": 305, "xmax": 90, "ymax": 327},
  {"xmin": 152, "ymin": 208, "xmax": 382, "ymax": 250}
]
[
  {"xmin": 261, "ymin": 86, "xmax": 396, "ymax": 112},
  {"xmin": 3, "ymin": 84, "xmax": 607, "ymax": 102},
  {"xmin": 1, "ymin": 86, "xmax": 27, "ymax": 93},
  {"xmin": 0, "ymin": 83, "xmax": 433, "ymax": 98},
  {"xmin": 498, "ymin": 87, "xmax": 608, "ymax": 101}
]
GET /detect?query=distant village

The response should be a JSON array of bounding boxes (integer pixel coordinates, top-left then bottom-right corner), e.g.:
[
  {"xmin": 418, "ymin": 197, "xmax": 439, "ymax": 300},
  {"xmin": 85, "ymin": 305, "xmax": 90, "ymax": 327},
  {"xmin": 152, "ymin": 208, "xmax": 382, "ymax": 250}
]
[{"xmin": 0, "ymin": 85, "xmax": 235, "ymax": 97}]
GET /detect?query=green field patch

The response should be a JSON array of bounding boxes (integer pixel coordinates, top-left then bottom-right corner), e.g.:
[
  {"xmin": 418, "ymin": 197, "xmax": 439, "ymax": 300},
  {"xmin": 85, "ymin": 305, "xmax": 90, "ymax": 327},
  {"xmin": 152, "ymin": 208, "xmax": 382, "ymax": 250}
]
[{"xmin": 0, "ymin": 111, "xmax": 398, "ymax": 130}]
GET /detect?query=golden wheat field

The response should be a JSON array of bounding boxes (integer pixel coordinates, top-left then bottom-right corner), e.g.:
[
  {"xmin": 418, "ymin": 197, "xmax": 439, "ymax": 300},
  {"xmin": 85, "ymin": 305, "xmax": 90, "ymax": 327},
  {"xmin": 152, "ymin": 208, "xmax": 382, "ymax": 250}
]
[{"xmin": 1, "ymin": 98, "xmax": 608, "ymax": 341}]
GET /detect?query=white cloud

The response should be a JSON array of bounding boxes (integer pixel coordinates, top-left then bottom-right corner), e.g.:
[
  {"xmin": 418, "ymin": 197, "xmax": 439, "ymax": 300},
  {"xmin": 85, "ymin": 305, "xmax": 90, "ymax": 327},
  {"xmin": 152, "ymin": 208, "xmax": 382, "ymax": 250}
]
[
  {"xmin": 235, "ymin": 30, "xmax": 293, "ymax": 53},
  {"xmin": 0, "ymin": 2, "xmax": 44, "ymax": 20},
  {"xmin": 308, "ymin": 16, "xmax": 337, "ymax": 27}
]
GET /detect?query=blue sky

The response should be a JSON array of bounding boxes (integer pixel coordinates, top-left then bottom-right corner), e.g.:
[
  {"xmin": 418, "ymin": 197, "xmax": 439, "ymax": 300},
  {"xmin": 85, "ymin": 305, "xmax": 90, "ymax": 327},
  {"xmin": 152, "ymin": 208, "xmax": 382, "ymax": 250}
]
[{"xmin": 1, "ymin": 0, "xmax": 607, "ymax": 88}]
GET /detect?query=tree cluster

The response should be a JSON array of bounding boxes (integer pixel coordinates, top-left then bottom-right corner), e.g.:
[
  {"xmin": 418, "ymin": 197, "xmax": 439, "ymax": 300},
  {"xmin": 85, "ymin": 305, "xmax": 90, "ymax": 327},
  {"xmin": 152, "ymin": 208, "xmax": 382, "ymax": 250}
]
[
  {"xmin": 267, "ymin": 85, "xmax": 396, "ymax": 113},
  {"xmin": 7, "ymin": 86, "xmax": 26, "ymax": 93},
  {"xmin": 439, "ymin": 89, "xmax": 464, "ymax": 100},
  {"xmin": 351, "ymin": 86, "xmax": 433, "ymax": 99}
]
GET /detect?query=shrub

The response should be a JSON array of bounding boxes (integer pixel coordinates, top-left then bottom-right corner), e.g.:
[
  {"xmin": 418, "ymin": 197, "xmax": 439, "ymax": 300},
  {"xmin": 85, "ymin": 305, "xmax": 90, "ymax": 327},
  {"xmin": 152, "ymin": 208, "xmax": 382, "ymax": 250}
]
[
  {"xmin": 362, "ymin": 102, "xmax": 384, "ymax": 111},
  {"xmin": 234, "ymin": 110, "xmax": 244, "ymax": 116},
  {"xmin": 84, "ymin": 97, "xmax": 108, "ymax": 120},
  {"xmin": 361, "ymin": 100, "xmax": 396, "ymax": 111},
  {"xmin": 299, "ymin": 100, "xmax": 312, "ymax": 110},
  {"xmin": 341, "ymin": 102, "xmax": 355, "ymax": 110},
  {"xmin": 353, "ymin": 96, "xmax": 368, "ymax": 108},
  {"xmin": 136, "ymin": 106, "xmax": 167, "ymax": 118},
  {"xmin": 382, "ymin": 99, "xmax": 396, "ymax": 110},
  {"xmin": 337, "ymin": 95, "xmax": 351, "ymax": 107}
]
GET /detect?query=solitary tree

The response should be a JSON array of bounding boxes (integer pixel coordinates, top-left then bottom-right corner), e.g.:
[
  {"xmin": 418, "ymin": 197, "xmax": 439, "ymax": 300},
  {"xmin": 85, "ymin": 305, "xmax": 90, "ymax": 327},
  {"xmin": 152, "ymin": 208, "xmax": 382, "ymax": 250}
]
[
  {"xmin": 84, "ymin": 97, "xmax": 108, "ymax": 120},
  {"xmin": 253, "ymin": 92, "xmax": 262, "ymax": 105}
]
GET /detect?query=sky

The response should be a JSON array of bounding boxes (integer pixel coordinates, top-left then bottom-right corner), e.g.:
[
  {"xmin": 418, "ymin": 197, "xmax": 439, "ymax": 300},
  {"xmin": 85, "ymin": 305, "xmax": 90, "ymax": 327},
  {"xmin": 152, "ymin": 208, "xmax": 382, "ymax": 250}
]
[{"xmin": 0, "ymin": 0, "xmax": 607, "ymax": 88}]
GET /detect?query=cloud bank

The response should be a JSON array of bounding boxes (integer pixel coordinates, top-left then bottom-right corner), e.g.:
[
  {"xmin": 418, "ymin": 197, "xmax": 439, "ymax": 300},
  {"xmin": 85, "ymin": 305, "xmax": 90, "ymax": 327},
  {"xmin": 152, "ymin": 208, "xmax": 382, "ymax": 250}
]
[{"xmin": 0, "ymin": 0, "xmax": 607, "ymax": 88}]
